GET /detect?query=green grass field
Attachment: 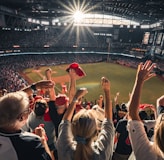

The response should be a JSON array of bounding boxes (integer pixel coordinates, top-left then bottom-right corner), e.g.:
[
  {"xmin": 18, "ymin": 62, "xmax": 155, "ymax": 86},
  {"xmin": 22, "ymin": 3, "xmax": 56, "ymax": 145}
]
[{"xmin": 23, "ymin": 62, "xmax": 164, "ymax": 106}]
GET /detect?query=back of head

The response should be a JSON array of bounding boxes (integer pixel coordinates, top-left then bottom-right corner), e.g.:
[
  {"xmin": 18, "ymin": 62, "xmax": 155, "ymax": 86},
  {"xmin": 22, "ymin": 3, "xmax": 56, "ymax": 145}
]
[
  {"xmin": 0, "ymin": 91, "xmax": 29, "ymax": 128},
  {"xmin": 139, "ymin": 110, "xmax": 147, "ymax": 120},
  {"xmin": 72, "ymin": 109, "xmax": 97, "ymax": 160},
  {"xmin": 121, "ymin": 103, "xmax": 128, "ymax": 112},
  {"xmin": 154, "ymin": 113, "xmax": 164, "ymax": 155},
  {"xmin": 34, "ymin": 99, "xmax": 48, "ymax": 116},
  {"xmin": 91, "ymin": 105, "xmax": 105, "ymax": 130}
]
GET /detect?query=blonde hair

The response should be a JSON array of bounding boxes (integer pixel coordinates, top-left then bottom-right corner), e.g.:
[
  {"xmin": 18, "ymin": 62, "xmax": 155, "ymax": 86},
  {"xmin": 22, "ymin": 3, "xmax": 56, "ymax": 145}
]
[
  {"xmin": 0, "ymin": 91, "xmax": 29, "ymax": 128},
  {"xmin": 154, "ymin": 114, "xmax": 164, "ymax": 156},
  {"xmin": 72, "ymin": 109, "xmax": 98, "ymax": 160},
  {"xmin": 91, "ymin": 105, "xmax": 105, "ymax": 130}
]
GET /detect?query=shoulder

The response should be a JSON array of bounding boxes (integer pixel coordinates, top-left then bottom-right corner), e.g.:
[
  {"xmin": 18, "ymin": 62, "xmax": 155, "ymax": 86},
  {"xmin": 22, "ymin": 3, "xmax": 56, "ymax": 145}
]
[
  {"xmin": 118, "ymin": 119, "xmax": 128, "ymax": 124},
  {"xmin": 47, "ymin": 101, "xmax": 56, "ymax": 107},
  {"xmin": 21, "ymin": 131, "xmax": 40, "ymax": 139},
  {"xmin": 100, "ymin": 119, "xmax": 115, "ymax": 138},
  {"xmin": 20, "ymin": 131, "xmax": 42, "ymax": 145},
  {"xmin": 127, "ymin": 120, "xmax": 143, "ymax": 131}
]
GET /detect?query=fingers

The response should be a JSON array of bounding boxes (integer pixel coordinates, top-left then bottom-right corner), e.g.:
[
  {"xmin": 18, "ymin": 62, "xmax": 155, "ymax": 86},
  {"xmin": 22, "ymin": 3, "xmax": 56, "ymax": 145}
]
[
  {"xmin": 37, "ymin": 80, "xmax": 55, "ymax": 89},
  {"xmin": 76, "ymin": 88, "xmax": 88, "ymax": 99},
  {"xmin": 101, "ymin": 77, "xmax": 110, "ymax": 85},
  {"xmin": 140, "ymin": 60, "xmax": 156, "ymax": 72},
  {"xmin": 34, "ymin": 126, "xmax": 45, "ymax": 137},
  {"xmin": 142, "ymin": 60, "xmax": 151, "ymax": 70},
  {"xmin": 101, "ymin": 77, "xmax": 110, "ymax": 91}
]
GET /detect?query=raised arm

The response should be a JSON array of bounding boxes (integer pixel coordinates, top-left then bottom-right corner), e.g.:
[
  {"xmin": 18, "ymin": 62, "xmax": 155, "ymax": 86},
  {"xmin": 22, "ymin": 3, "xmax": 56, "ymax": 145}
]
[
  {"xmin": 45, "ymin": 68, "xmax": 56, "ymax": 101},
  {"xmin": 63, "ymin": 88, "xmax": 88, "ymax": 121},
  {"xmin": 67, "ymin": 69, "xmax": 78, "ymax": 104},
  {"xmin": 101, "ymin": 77, "xmax": 112, "ymax": 120},
  {"xmin": 128, "ymin": 60, "xmax": 156, "ymax": 120},
  {"xmin": 22, "ymin": 80, "xmax": 54, "ymax": 96},
  {"xmin": 34, "ymin": 126, "xmax": 54, "ymax": 160},
  {"xmin": 114, "ymin": 92, "xmax": 120, "ymax": 106}
]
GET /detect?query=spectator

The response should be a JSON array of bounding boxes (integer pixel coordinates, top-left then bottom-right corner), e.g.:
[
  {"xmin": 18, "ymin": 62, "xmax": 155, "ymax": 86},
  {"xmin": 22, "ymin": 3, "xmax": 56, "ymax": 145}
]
[
  {"xmin": 26, "ymin": 98, "xmax": 56, "ymax": 160},
  {"xmin": 45, "ymin": 63, "xmax": 86, "ymax": 159},
  {"xmin": 0, "ymin": 80, "xmax": 54, "ymax": 160},
  {"xmin": 96, "ymin": 94, "xmax": 104, "ymax": 108},
  {"xmin": 128, "ymin": 60, "xmax": 164, "ymax": 159},
  {"xmin": 45, "ymin": 63, "xmax": 86, "ymax": 138},
  {"xmin": 112, "ymin": 113, "xmax": 132, "ymax": 160},
  {"xmin": 56, "ymin": 77, "xmax": 114, "ymax": 160},
  {"xmin": 113, "ymin": 92, "xmax": 128, "ymax": 127}
]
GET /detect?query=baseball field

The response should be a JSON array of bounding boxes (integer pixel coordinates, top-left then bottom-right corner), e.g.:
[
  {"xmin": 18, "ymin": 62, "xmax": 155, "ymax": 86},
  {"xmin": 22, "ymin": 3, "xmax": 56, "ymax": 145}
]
[{"xmin": 23, "ymin": 62, "xmax": 164, "ymax": 106}]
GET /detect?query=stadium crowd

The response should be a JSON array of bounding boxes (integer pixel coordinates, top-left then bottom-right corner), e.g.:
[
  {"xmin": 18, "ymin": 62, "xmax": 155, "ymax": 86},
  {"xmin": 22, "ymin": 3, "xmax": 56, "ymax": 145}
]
[
  {"xmin": 0, "ymin": 53, "xmax": 163, "ymax": 93},
  {"xmin": 0, "ymin": 58, "xmax": 164, "ymax": 160}
]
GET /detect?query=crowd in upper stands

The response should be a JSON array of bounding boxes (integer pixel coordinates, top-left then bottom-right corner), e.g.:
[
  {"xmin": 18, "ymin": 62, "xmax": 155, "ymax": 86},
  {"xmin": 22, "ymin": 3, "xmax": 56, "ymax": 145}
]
[{"xmin": 0, "ymin": 28, "xmax": 147, "ymax": 55}]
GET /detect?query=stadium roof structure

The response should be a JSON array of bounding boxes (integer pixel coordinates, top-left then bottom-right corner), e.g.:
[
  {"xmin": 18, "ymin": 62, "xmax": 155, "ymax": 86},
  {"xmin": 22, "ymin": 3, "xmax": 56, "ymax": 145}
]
[{"xmin": 0, "ymin": 0, "xmax": 164, "ymax": 29}]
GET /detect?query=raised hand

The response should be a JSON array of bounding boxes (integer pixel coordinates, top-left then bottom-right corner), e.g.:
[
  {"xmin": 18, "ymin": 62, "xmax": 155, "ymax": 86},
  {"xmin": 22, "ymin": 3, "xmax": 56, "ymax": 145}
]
[
  {"xmin": 45, "ymin": 68, "xmax": 52, "ymax": 80},
  {"xmin": 136, "ymin": 60, "xmax": 156, "ymax": 83},
  {"xmin": 101, "ymin": 77, "xmax": 110, "ymax": 92},
  {"xmin": 35, "ymin": 80, "xmax": 54, "ymax": 90}
]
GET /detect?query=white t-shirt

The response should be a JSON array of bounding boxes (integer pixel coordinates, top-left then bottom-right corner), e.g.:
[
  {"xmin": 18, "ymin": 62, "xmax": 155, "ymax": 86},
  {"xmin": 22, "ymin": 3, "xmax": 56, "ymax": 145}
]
[{"xmin": 127, "ymin": 120, "xmax": 164, "ymax": 160}]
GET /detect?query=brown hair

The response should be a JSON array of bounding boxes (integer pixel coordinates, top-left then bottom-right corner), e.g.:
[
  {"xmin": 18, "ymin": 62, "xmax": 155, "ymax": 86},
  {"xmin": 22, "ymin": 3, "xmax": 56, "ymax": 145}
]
[
  {"xmin": 71, "ymin": 109, "xmax": 98, "ymax": 160},
  {"xmin": 34, "ymin": 99, "xmax": 48, "ymax": 116}
]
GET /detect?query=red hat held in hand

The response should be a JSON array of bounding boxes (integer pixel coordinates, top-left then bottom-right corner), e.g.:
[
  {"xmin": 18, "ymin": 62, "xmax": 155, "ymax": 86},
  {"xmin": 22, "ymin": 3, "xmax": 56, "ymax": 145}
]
[
  {"xmin": 66, "ymin": 62, "xmax": 86, "ymax": 77},
  {"xmin": 55, "ymin": 94, "xmax": 69, "ymax": 106}
]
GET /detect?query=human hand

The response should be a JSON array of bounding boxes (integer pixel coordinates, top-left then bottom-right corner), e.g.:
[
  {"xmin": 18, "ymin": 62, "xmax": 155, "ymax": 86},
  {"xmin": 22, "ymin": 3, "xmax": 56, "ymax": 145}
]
[
  {"xmin": 101, "ymin": 77, "xmax": 110, "ymax": 92},
  {"xmin": 68, "ymin": 68, "xmax": 78, "ymax": 79},
  {"xmin": 35, "ymin": 80, "xmax": 54, "ymax": 90},
  {"xmin": 45, "ymin": 68, "xmax": 52, "ymax": 80},
  {"xmin": 116, "ymin": 92, "xmax": 120, "ymax": 96},
  {"xmin": 74, "ymin": 88, "xmax": 88, "ymax": 101},
  {"xmin": 34, "ymin": 125, "xmax": 48, "ymax": 142},
  {"xmin": 136, "ymin": 60, "xmax": 156, "ymax": 83}
]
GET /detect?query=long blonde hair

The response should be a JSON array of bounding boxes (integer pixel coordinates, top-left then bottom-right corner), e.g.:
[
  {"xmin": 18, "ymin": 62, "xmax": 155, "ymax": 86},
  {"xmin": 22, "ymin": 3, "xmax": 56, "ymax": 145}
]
[
  {"xmin": 154, "ymin": 113, "xmax": 164, "ymax": 156},
  {"xmin": 72, "ymin": 109, "xmax": 98, "ymax": 160}
]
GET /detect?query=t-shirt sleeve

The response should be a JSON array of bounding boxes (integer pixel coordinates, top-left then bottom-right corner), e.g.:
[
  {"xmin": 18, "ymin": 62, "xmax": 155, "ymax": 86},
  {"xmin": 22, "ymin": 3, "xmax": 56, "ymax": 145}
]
[
  {"xmin": 127, "ymin": 120, "xmax": 157, "ymax": 160},
  {"xmin": 56, "ymin": 120, "xmax": 74, "ymax": 157},
  {"xmin": 94, "ymin": 119, "xmax": 115, "ymax": 160},
  {"xmin": 17, "ymin": 132, "xmax": 52, "ymax": 160}
]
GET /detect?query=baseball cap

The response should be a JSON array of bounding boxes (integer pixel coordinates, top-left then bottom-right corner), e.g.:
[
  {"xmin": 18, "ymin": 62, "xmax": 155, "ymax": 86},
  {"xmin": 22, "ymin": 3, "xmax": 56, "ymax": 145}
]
[
  {"xmin": 66, "ymin": 62, "xmax": 86, "ymax": 77},
  {"xmin": 55, "ymin": 94, "xmax": 69, "ymax": 106}
]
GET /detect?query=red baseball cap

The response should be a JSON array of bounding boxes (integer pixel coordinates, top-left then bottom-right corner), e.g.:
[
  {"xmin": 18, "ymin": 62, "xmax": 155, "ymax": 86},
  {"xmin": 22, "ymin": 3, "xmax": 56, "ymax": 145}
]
[
  {"xmin": 66, "ymin": 62, "xmax": 86, "ymax": 77},
  {"xmin": 55, "ymin": 94, "xmax": 69, "ymax": 106}
]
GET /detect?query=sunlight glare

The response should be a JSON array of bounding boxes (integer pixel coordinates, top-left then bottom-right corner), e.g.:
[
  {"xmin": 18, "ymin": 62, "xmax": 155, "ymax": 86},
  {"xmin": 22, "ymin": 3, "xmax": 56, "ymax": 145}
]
[{"xmin": 73, "ymin": 10, "xmax": 84, "ymax": 22}]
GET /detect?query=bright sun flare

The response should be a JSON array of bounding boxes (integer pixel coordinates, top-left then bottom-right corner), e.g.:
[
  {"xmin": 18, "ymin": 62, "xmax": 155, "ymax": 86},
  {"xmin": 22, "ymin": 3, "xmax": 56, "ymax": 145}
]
[{"xmin": 73, "ymin": 10, "xmax": 84, "ymax": 22}]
